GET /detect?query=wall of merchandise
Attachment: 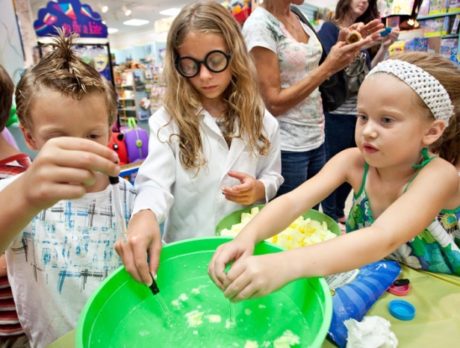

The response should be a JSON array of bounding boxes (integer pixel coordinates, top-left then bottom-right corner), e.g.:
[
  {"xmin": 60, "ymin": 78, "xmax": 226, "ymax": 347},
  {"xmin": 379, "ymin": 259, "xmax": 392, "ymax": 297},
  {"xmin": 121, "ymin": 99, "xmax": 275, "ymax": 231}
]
[{"xmin": 388, "ymin": 0, "xmax": 460, "ymax": 64}]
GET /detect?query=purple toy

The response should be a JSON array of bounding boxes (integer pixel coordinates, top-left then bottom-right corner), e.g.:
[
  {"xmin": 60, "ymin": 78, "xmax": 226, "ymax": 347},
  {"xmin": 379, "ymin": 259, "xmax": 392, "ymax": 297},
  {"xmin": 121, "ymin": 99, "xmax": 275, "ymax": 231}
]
[{"xmin": 124, "ymin": 118, "xmax": 149, "ymax": 163}]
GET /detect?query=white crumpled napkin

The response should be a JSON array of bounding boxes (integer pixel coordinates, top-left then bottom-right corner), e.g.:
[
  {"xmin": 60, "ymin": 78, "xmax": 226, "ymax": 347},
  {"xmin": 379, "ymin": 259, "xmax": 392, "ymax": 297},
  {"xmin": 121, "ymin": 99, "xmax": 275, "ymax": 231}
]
[{"xmin": 345, "ymin": 316, "xmax": 398, "ymax": 348}]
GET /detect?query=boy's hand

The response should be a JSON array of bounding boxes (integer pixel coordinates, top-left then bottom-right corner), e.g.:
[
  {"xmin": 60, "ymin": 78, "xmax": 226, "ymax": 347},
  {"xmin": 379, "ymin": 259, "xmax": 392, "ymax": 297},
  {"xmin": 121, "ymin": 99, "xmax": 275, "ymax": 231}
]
[
  {"xmin": 208, "ymin": 237, "xmax": 255, "ymax": 290},
  {"xmin": 221, "ymin": 171, "xmax": 265, "ymax": 205},
  {"xmin": 19, "ymin": 137, "xmax": 119, "ymax": 211},
  {"xmin": 115, "ymin": 209, "xmax": 162, "ymax": 285}
]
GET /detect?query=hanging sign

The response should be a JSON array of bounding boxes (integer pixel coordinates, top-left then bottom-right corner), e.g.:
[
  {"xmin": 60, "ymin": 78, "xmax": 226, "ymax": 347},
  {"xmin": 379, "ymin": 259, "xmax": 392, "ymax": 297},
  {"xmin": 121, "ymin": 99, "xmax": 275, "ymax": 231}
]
[{"xmin": 34, "ymin": 0, "xmax": 107, "ymax": 38}]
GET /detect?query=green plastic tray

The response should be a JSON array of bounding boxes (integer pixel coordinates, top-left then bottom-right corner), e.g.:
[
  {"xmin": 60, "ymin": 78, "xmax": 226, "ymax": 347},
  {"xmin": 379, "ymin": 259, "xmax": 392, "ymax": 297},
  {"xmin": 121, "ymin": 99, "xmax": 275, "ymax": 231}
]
[
  {"xmin": 77, "ymin": 237, "xmax": 332, "ymax": 348},
  {"xmin": 215, "ymin": 205, "xmax": 341, "ymax": 237}
]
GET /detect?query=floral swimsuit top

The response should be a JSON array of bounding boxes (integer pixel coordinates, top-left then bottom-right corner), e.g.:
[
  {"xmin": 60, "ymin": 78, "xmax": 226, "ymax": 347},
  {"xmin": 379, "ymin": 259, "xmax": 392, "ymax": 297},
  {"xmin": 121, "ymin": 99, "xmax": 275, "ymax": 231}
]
[{"xmin": 346, "ymin": 158, "xmax": 460, "ymax": 276}]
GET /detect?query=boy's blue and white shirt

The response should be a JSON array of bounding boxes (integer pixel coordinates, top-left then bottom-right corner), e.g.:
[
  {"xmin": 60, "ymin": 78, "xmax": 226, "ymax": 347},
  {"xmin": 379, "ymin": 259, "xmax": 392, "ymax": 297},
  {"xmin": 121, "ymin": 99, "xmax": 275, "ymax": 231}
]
[{"xmin": 0, "ymin": 176, "xmax": 136, "ymax": 348}]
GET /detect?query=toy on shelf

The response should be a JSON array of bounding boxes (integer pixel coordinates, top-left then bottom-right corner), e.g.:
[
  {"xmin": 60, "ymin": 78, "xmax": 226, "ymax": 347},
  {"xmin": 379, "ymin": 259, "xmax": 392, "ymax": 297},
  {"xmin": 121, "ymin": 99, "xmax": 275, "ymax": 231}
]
[
  {"xmin": 123, "ymin": 117, "xmax": 149, "ymax": 164},
  {"xmin": 108, "ymin": 117, "xmax": 149, "ymax": 166},
  {"xmin": 139, "ymin": 97, "xmax": 151, "ymax": 121},
  {"xmin": 108, "ymin": 132, "xmax": 129, "ymax": 166},
  {"xmin": 222, "ymin": 0, "xmax": 252, "ymax": 25}
]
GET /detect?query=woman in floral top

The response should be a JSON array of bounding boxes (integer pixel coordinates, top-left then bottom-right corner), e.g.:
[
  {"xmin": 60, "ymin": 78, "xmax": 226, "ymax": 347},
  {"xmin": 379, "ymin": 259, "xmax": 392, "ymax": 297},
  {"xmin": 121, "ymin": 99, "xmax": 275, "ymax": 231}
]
[{"xmin": 242, "ymin": 0, "xmax": 382, "ymax": 197}]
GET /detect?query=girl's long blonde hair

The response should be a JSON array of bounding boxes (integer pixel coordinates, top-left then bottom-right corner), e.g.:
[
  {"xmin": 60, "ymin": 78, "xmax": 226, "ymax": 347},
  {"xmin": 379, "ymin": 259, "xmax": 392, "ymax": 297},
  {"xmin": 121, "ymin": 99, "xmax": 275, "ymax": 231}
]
[{"xmin": 163, "ymin": 0, "xmax": 269, "ymax": 170}]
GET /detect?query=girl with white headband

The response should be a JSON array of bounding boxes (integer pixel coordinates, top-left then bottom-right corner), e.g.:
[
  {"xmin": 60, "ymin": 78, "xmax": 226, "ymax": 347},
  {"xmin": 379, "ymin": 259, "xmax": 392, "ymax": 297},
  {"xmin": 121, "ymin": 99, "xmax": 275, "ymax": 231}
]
[{"xmin": 209, "ymin": 51, "xmax": 460, "ymax": 300}]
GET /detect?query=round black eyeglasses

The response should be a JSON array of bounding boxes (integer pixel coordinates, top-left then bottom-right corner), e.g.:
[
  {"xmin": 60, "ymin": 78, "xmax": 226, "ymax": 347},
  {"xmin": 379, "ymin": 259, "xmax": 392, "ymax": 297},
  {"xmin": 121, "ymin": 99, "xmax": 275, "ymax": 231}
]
[{"xmin": 175, "ymin": 50, "xmax": 232, "ymax": 78}]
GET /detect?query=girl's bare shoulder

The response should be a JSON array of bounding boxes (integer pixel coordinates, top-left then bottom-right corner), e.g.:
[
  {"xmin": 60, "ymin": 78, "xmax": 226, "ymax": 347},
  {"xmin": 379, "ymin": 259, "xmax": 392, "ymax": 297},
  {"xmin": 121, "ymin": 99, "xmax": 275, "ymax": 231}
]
[
  {"xmin": 420, "ymin": 157, "xmax": 458, "ymax": 182},
  {"xmin": 333, "ymin": 148, "xmax": 366, "ymax": 189},
  {"xmin": 423, "ymin": 157, "xmax": 460, "ymax": 208}
]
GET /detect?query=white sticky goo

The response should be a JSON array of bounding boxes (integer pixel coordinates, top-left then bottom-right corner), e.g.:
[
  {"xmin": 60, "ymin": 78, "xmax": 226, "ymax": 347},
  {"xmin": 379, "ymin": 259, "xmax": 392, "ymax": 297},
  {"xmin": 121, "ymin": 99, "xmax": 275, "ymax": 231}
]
[
  {"xmin": 273, "ymin": 330, "xmax": 300, "ymax": 348},
  {"xmin": 244, "ymin": 340, "xmax": 259, "ymax": 348},
  {"xmin": 178, "ymin": 293, "xmax": 189, "ymax": 302},
  {"xmin": 185, "ymin": 310, "xmax": 204, "ymax": 328},
  {"xmin": 225, "ymin": 319, "xmax": 236, "ymax": 329},
  {"xmin": 191, "ymin": 287, "xmax": 201, "ymax": 295},
  {"xmin": 220, "ymin": 207, "xmax": 337, "ymax": 250},
  {"xmin": 206, "ymin": 314, "xmax": 222, "ymax": 323}
]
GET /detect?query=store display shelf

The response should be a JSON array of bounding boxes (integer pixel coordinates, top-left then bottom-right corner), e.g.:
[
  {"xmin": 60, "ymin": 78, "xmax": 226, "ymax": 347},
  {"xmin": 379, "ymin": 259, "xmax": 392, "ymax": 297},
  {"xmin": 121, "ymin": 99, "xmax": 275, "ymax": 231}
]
[
  {"xmin": 442, "ymin": 33, "xmax": 459, "ymax": 38},
  {"xmin": 418, "ymin": 10, "xmax": 460, "ymax": 20}
]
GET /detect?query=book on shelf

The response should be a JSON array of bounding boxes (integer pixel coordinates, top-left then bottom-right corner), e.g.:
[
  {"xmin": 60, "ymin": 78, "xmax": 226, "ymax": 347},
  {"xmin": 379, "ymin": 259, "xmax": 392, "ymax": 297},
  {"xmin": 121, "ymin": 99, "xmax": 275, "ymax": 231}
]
[
  {"xmin": 449, "ymin": 0, "xmax": 460, "ymax": 12},
  {"xmin": 121, "ymin": 72, "xmax": 134, "ymax": 87},
  {"xmin": 419, "ymin": 0, "xmax": 431, "ymax": 16},
  {"xmin": 451, "ymin": 14, "xmax": 460, "ymax": 34},
  {"xmin": 429, "ymin": 0, "xmax": 449, "ymax": 15},
  {"xmin": 404, "ymin": 37, "xmax": 430, "ymax": 52},
  {"xmin": 420, "ymin": 16, "xmax": 450, "ymax": 36},
  {"xmin": 440, "ymin": 37, "xmax": 459, "ymax": 63}
]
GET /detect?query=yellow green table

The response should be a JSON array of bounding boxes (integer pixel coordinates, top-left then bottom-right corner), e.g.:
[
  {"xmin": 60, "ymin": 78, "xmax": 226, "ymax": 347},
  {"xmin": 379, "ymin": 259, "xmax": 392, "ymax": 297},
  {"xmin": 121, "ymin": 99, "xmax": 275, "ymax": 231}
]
[{"xmin": 322, "ymin": 266, "xmax": 460, "ymax": 347}]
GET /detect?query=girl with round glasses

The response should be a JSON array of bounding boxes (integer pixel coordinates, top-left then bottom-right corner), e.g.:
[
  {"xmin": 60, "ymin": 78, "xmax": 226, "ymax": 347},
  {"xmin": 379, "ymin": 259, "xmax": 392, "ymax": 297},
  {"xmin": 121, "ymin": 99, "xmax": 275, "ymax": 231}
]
[
  {"xmin": 115, "ymin": 0, "xmax": 283, "ymax": 285},
  {"xmin": 175, "ymin": 50, "xmax": 232, "ymax": 78}
]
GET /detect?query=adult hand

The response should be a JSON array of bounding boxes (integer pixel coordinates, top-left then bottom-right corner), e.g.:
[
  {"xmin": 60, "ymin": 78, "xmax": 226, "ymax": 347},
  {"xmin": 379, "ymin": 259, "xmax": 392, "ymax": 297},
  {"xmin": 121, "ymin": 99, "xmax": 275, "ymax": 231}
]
[
  {"xmin": 208, "ymin": 236, "xmax": 255, "ymax": 290},
  {"xmin": 115, "ymin": 209, "xmax": 162, "ymax": 285},
  {"xmin": 222, "ymin": 171, "xmax": 265, "ymax": 205},
  {"xmin": 222, "ymin": 252, "xmax": 292, "ymax": 302},
  {"xmin": 324, "ymin": 19, "xmax": 383, "ymax": 75},
  {"xmin": 351, "ymin": 18, "xmax": 384, "ymax": 42},
  {"xmin": 18, "ymin": 137, "xmax": 119, "ymax": 212},
  {"xmin": 381, "ymin": 27, "xmax": 400, "ymax": 49},
  {"xmin": 324, "ymin": 37, "xmax": 363, "ymax": 75}
]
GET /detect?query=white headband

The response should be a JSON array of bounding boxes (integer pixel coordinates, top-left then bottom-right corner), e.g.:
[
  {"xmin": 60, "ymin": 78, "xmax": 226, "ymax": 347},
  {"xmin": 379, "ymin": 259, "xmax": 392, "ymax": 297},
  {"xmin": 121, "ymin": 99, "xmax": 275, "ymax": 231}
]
[{"xmin": 366, "ymin": 59, "xmax": 454, "ymax": 124}]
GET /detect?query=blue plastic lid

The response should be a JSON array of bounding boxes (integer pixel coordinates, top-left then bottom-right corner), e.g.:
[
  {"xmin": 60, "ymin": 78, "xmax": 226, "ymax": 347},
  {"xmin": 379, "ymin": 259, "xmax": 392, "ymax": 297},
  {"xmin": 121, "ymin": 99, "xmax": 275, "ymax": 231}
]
[{"xmin": 388, "ymin": 299, "xmax": 415, "ymax": 321}]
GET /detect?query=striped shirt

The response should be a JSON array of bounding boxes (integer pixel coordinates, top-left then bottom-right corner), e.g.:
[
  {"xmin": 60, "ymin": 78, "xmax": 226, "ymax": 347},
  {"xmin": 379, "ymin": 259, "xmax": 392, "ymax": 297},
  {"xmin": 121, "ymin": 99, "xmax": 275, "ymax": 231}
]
[{"xmin": 0, "ymin": 152, "xmax": 30, "ymax": 336}]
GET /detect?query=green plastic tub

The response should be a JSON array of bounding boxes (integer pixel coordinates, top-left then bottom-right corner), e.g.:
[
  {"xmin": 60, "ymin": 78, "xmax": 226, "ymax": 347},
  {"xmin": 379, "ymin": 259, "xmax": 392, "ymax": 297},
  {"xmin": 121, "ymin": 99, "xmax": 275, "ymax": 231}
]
[
  {"xmin": 216, "ymin": 205, "xmax": 341, "ymax": 237},
  {"xmin": 77, "ymin": 237, "xmax": 332, "ymax": 348}
]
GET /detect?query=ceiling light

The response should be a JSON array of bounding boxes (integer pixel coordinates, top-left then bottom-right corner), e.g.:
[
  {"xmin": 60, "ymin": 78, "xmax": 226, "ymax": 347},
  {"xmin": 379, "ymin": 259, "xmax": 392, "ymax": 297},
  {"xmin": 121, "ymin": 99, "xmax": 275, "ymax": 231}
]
[
  {"xmin": 159, "ymin": 8, "xmax": 181, "ymax": 16},
  {"xmin": 123, "ymin": 19, "xmax": 150, "ymax": 26},
  {"xmin": 101, "ymin": 5, "xmax": 109, "ymax": 13},
  {"xmin": 122, "ymin": 6, "xmax": 132, "ymax": 16},
  {"xmin": 108, "ymin": 27, "xmax": 119, "ymax": 34}
]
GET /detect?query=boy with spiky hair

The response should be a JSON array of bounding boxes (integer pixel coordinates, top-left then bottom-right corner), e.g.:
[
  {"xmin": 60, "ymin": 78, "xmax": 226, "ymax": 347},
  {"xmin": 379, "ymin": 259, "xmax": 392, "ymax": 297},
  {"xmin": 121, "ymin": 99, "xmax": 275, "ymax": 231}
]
[{"xmin": 0, "ymin": 33, "xmax": 136, "ymax": 347}]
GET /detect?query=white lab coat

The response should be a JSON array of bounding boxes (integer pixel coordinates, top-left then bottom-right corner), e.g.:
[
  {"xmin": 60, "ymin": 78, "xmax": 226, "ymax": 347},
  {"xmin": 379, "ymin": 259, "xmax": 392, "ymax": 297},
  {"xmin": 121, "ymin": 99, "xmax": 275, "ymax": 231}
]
[{"xmin": 133, "ymin": 107, "xmax": 283, "ymax": 242}]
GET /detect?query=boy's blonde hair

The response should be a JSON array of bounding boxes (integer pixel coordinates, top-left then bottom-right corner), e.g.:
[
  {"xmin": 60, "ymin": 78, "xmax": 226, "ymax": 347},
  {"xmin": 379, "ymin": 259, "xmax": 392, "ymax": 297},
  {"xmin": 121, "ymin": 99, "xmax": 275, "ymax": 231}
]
[
  {"xmin": 391, "ymin": 52, "xmax": 460, "ymax": 165},
  {"xmin": 15, "ymin": 30, "xmax": 117, "ymax": 131},
  {"xmin": 163, "ymin": 0, "xmax": 269, "ymax": 170},
  {"xmin": 0, "ymin": 65, "xmax": 14, "ymax": 131}
]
